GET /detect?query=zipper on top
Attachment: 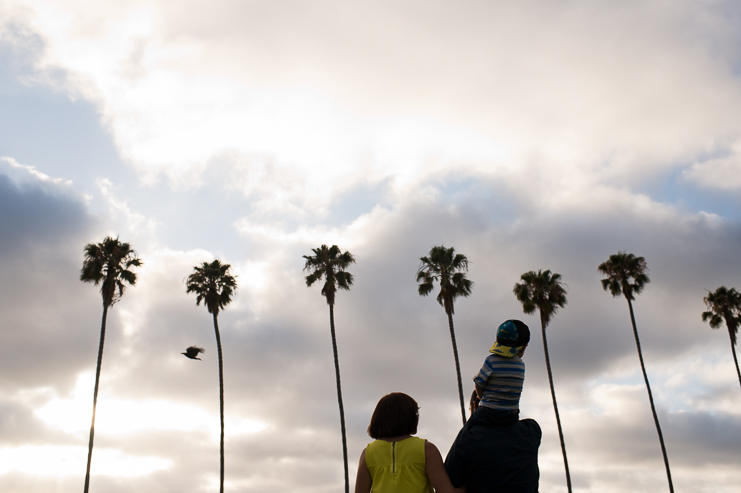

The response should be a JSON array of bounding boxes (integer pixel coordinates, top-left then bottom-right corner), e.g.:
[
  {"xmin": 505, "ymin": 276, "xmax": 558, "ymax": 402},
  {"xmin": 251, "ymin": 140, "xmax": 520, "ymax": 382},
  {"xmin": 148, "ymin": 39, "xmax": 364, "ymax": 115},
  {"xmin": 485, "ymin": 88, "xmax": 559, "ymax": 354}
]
[{"xmin": 392, "ymin": 442, "xmax": 396, "ymax": 474}]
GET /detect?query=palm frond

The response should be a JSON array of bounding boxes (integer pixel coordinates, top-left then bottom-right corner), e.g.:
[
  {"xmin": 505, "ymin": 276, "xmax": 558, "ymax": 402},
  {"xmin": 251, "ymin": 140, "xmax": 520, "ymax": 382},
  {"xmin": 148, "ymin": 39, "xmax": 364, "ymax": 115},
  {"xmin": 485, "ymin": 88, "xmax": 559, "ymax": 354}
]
[
  {"xmin": 703, "ymin": 286, "xmax": 741, "ymax": 345},
  {"xmin": 513, "ymin": 269, "xmax": 567, "ymax": 328},
  {"xmin": 599, "ymin": 252, "xmax": 649, "ymax": 301},
  {"xmin": 80, "ymin": 236, "xmax": 142, "ymax": 307},
  {"xmin": 303, "ymin": 245, "xmax": 355, "ymax": 306},
  {"xmin": 416, "ymin": 245, "xmax": 473, "ymax": 315},
  {"xmin": 185, "ymin": 260, "xmax": 238, "ymax": 315}
]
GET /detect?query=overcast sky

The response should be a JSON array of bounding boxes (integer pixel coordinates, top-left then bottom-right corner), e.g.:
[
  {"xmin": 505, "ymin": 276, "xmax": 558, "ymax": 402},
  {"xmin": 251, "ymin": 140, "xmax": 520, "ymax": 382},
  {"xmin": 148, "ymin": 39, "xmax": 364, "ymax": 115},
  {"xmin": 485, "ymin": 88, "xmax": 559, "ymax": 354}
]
[{"xmin": 1, "ymin": 1, "xmax": 741, "ymax": 492}]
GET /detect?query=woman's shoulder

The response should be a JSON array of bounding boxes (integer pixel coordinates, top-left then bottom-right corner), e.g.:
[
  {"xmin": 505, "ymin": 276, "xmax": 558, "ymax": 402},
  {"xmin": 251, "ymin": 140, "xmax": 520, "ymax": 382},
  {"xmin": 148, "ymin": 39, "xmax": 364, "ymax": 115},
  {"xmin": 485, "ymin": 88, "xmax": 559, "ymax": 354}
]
[{"xmin": 422, "ymin": 439, "xmax": 439, "ymax": 454}]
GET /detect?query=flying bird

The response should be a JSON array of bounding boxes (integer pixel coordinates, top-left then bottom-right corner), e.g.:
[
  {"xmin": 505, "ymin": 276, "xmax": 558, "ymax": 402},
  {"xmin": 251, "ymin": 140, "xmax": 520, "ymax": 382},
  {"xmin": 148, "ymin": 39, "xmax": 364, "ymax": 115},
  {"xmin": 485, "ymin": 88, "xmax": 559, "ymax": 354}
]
[{"xmin": 182, "ymin": 346, "xmax": 205, "ymax": 360}]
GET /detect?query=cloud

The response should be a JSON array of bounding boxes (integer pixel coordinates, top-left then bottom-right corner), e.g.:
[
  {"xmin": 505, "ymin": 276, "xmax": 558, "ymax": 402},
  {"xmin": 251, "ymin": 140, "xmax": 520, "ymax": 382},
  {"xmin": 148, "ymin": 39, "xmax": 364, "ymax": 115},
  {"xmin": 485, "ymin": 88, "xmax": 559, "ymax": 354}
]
[
  {"xmin": 0, "ymin": 445, "xmax": 171, "ymax": 477},
  {"xmin": 2, "ymin": 1, "xmax": 741, "ymax": 492},
  {"xmin": 6, "ymin": 0, "xmax": 741, "ymax": 207},
  {"xmin": 1, "ymin": 154, "xmax": 740, "ymax": 491},
  {"xmin": 0, "ymin": 158, "xmax": 86, "ymax": 253},
  {"xmin": 683, "ymin": 141, "xmax": 741, "ymax": 190},
  {"xmin": 0, "ymin": 161, "xmax": 101, "ymax": 393}
]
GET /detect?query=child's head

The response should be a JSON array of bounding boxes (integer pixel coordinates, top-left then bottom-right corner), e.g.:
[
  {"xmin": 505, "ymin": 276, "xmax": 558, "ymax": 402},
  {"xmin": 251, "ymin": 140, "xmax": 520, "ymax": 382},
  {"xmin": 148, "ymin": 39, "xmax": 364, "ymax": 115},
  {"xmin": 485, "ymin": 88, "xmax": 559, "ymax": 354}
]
[
  {"xmin": 490, "ymin": 319, "xmax": 530, "ymax": 357},
  {"xmin": 367, "ymin": 392, "xmax": 419, "ymax": 439}
]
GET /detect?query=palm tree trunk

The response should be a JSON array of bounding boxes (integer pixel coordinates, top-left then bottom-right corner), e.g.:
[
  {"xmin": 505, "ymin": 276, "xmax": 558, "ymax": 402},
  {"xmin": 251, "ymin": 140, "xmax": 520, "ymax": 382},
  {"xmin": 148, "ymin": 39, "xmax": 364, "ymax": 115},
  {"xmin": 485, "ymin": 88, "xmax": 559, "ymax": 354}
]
[
  {"xmin": 540, "ymin": 312, "xmax": 572, "ymax": 493},
  {"xmin": 83, "ymin": 303, "xmax": 108, "ymax": 493},
  {"xmin": 728, "ymin": 329, "xmax": 741, "ymax": 390},
  {"xmin": 328, "ymin": 304, "xmax": 349, "ymax": 493},
  {"xmin": 213, "ymin": 312, "xmax": 225, "ymax": 493},
  {"xmin": 627, "ymin": 298, "xmax": 674, "ymax": 493},
  {"xmin": 446, "ymin": 311, "xmax": 467, "ymax": 426}
]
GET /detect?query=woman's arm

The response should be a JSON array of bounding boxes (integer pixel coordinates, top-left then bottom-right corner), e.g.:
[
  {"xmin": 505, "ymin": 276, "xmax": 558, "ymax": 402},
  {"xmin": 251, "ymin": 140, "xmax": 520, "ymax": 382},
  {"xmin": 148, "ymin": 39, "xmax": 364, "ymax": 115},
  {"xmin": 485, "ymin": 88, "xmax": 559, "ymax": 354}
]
[
  {"xmin": 425, "ymin": 441, "xmax": 467, "ymax": 493},
  {"xmin": 354, "ymin": 448, "xmax": 372, "ymax": 493}
]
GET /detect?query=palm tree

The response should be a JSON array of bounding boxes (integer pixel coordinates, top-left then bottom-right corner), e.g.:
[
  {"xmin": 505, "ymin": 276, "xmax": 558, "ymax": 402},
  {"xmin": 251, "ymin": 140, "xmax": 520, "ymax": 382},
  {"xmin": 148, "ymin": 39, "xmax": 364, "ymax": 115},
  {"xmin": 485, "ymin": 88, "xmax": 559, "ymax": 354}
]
[
  {"xmin": 80, "ymin": 236, "xmax": 142, "ymax": 493},
  {"xmin": 416, "ymin": 245, "xmax": 473, "ymax": 425},
  {"xmin": 303, "ymin": 244, "xmax": 355, "ymax": 493},
  {"xmin": 513, "ymin": 269, "xmax": 571, "ymax": 493},
  {"xmin": 702, "ymin": 286, "xmax": 741, "ymax": 389},
  {"xmin": 599, "ymin": 252, "xmax": 673, "ymax": 493},
  {"xmin": 186, "ymin": 259, "xmax": 237, "ymax": 493}
]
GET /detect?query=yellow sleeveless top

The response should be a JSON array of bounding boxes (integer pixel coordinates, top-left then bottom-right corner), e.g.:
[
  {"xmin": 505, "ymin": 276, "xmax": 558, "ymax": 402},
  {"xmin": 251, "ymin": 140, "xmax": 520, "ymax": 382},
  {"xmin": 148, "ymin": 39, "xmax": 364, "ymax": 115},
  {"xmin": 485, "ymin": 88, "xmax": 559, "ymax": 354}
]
[{"xmin": 365, "ymin": 436, "xmax": 433, "ymax": 493}]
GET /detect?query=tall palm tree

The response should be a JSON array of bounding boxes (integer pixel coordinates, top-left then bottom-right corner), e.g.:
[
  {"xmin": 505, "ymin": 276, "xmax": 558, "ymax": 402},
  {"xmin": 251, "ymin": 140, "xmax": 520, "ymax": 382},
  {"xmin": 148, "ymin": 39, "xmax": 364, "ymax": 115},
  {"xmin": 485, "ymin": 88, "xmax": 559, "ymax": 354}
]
[
  {"xmin": 513, "ymin": 269, "xmax": 571, "ymax": 493},
  {"xmin": 303, "ymin": 244, "xmax": 355, "ymax": 493},
  {"xmin": 702, "ymin": 286, "xmax": 741, "ymax": 389},
  {"xmin": 599, "ymin": 252, "xmax": 673, "ymax": 493},
  {"xmin": 186, "ymin": 259, "xmax": 237, "ymax": 493},
  {"xmin": 80, "ymin": 236, "xmax": 141, "ymax": 493},
  {"xmin": 416, "ymin": 245, "xmax": 473, "ymax": 425}
]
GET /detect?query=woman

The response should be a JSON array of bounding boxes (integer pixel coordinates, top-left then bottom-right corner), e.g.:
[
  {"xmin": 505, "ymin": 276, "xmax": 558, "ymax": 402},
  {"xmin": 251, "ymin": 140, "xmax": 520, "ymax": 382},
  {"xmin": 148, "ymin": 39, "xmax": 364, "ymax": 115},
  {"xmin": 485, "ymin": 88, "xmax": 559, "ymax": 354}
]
[{"xmin": 354, "ymin": 392, "xmax": 465, "ymax": 493}]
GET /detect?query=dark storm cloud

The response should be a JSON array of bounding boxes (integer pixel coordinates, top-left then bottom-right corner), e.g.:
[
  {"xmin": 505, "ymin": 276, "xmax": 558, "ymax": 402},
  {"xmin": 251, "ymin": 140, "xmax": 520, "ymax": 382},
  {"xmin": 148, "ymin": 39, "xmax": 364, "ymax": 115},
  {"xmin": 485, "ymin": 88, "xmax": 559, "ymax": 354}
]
[
  {"xmin": 0, "ymin": 173, "xmax": 89, "ymax": 253},
  {"xmin": 0, "ymin": 172, "xmax": 99, "ymax": 391}
]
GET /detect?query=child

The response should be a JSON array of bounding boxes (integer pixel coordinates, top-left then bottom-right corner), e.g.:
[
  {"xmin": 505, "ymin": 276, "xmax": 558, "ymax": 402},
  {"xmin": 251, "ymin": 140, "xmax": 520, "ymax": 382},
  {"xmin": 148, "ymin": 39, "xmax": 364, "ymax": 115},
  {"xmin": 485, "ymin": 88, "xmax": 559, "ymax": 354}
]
[
  {"xmin": 470, "ymin": 319, "xmax": 530, "ymax": 426},
  {"xmin": 354, "ymin": 392, "xmax": 464, "ymax": 493}
]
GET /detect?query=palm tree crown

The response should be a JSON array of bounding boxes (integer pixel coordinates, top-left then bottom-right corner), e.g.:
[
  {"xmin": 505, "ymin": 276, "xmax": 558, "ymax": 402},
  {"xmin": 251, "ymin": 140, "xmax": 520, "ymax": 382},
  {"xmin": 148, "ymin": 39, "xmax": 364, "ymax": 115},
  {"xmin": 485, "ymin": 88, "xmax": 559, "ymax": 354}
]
[
  {"xmin": 416, "ymin": 245, "xmax": 473, "ymax": 314},
  {"xmin": 303, "ymin": 244, "xmax": 355, "ymax": 306},
  {"xmin": 186, "ymin": 260, "xmax": 237, "ymax": 316},
  {"xmin": 598, "ymin": 251, "xmax": 650, "ymax": 301},
  {"xmin": 513, "ymin": 269, "xmax": 567, "ymax": 328},
  {"xmin": 702, "ymin": 286, "xmax": 741, "ymax": 345},
  {"xmin": 80, "ymin": 236, "xmax": 142, "ymax": 307}
]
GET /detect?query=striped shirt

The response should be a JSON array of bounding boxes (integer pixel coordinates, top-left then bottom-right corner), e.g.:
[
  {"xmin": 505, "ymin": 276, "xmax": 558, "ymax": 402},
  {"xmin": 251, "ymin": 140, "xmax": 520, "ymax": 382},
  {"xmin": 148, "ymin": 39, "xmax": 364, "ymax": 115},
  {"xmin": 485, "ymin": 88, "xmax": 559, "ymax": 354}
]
[{"xmin": 473, "ymin": 353, "xmax": 525, "ymax": 411}]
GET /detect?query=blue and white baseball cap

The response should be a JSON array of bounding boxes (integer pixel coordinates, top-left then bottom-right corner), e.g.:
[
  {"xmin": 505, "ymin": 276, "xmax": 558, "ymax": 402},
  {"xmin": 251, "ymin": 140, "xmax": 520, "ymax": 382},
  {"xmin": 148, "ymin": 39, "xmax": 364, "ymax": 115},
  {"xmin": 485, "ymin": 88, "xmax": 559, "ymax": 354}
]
[{"xmin": 489, "ymin": 319, "xmax": 530, "ymax": 357}]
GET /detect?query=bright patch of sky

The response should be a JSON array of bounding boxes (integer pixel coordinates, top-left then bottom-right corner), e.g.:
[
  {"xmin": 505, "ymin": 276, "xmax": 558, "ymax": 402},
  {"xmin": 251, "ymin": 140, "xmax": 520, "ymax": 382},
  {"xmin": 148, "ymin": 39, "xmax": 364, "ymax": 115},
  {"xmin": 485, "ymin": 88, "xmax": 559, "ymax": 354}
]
[{"xmin": 0, "ymin": 445, "xmax": 171, "ymax": 477}]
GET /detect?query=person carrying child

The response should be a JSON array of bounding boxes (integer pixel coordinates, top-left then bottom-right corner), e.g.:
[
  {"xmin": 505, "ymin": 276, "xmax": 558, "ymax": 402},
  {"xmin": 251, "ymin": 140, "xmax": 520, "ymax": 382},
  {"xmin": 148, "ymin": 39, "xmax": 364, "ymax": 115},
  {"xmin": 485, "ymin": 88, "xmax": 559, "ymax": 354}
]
[
  {"xmin": 443, "ymin": 320, "xmax": 540, "ymax": 492},
  {"xmin": 469, "ymin": 319, "xmax": 530, "ymax": 427},
  {"xmin": 353, "ymin": 392, "xmax": 465, "ymax": 493}
]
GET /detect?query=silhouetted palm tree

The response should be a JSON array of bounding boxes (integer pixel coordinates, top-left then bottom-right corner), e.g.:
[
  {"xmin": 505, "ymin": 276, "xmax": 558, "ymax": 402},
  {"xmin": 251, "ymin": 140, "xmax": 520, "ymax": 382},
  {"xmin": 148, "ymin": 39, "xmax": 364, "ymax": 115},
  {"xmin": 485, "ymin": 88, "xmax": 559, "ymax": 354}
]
[
  {"xmin": 514, "ymin": 269, "xmax": 571, "ymax": 493},
  {"xmin": 599, "ymin": 252, "xmax": 673, "ymax": 493},
  {"xmin": 303, "ymin": 245, "xmax": 355, "ymax": 493},
  {"xmin": 80, "ymin": 236, "xmax": 141, "ymax": 493},
  {"xmin": 186, "ymin": 260, "xmax": 237, "ymax": 493},
  {"xmin": 702, "ymin": 286, "xmax": 741, "ymax": 389},
  {"xmin": 416, "ymin": 245, "xmax": 473, "ymax": 425}
]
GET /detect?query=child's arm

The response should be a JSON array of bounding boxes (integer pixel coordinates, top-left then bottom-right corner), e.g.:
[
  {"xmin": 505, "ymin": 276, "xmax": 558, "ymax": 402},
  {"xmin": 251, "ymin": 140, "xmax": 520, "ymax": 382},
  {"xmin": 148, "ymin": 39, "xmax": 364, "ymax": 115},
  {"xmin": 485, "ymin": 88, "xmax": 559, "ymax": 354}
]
[
  {"xmin": 425, "ymin": 441, "xmax": 467, "ymax": 493},
  {"xmin": 353, "ymin": 448, "xmax": 372, "ymax": 493}
]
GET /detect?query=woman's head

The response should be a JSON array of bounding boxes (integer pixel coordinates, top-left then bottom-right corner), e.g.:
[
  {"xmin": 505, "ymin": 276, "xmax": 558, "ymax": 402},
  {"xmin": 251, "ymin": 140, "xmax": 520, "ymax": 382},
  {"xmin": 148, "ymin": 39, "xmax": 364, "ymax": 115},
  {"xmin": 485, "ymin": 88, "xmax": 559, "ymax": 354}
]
[{"xmin": 367, "ymin": 392, "xmax": 419, "ymax": 439}]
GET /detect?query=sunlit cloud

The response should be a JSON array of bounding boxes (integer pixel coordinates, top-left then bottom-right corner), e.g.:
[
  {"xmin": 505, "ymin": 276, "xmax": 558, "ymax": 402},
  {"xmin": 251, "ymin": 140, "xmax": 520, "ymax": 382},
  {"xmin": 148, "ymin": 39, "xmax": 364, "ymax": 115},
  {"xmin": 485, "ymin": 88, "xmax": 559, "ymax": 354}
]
[
  {"xmin": 96, "ymin": 177, "xmax": 158, "ymax": 237},
  {"xmin": 0, "ymin": 445, "xmax": 170, "ymax": 477},
  {"xmin": 34, "ymin": 374, "xmax": 266, "ymax": 440},
  {"xmin": 1, "ymin": 156, "xmax": 73, "ymax": 188},
  {"xmin": 10, "ymin": 0, "xmax": 741, "ymax": 209},
  {"xmin": 683, "ymin": 143, "xmax": 741, "ymax": 190}
]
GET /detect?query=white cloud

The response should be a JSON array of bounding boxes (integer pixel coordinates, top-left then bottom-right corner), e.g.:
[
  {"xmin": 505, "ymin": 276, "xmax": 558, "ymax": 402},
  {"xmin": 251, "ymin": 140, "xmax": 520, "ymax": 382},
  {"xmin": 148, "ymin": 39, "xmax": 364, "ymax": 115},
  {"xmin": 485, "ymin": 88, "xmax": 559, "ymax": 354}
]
[
  {"xmin": 35, "ymin": 373, "xmax": 265, "ymax": 439},
  {"xmin": 7, "ymin": 0, "xmax": 741, "ymax": 209},
  {"xmin": 0, "ymin": 445, "xmax": 170, "ymax": 477},
  {"xmin": 0, "ymin": 156, "xmax": 73, "ymax": 187},
  {"xmin": 683, "ymin": 141, "xmax": 741, "ymax": 190}
]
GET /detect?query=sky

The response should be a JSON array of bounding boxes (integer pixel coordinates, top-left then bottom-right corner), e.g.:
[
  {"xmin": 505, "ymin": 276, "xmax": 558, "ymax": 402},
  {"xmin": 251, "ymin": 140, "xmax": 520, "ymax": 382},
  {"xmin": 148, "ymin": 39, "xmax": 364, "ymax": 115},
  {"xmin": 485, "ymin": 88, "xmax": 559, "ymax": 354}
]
[{"xmin": 1, "ymin": 0, "xmax": 741, "ymax": 492}]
